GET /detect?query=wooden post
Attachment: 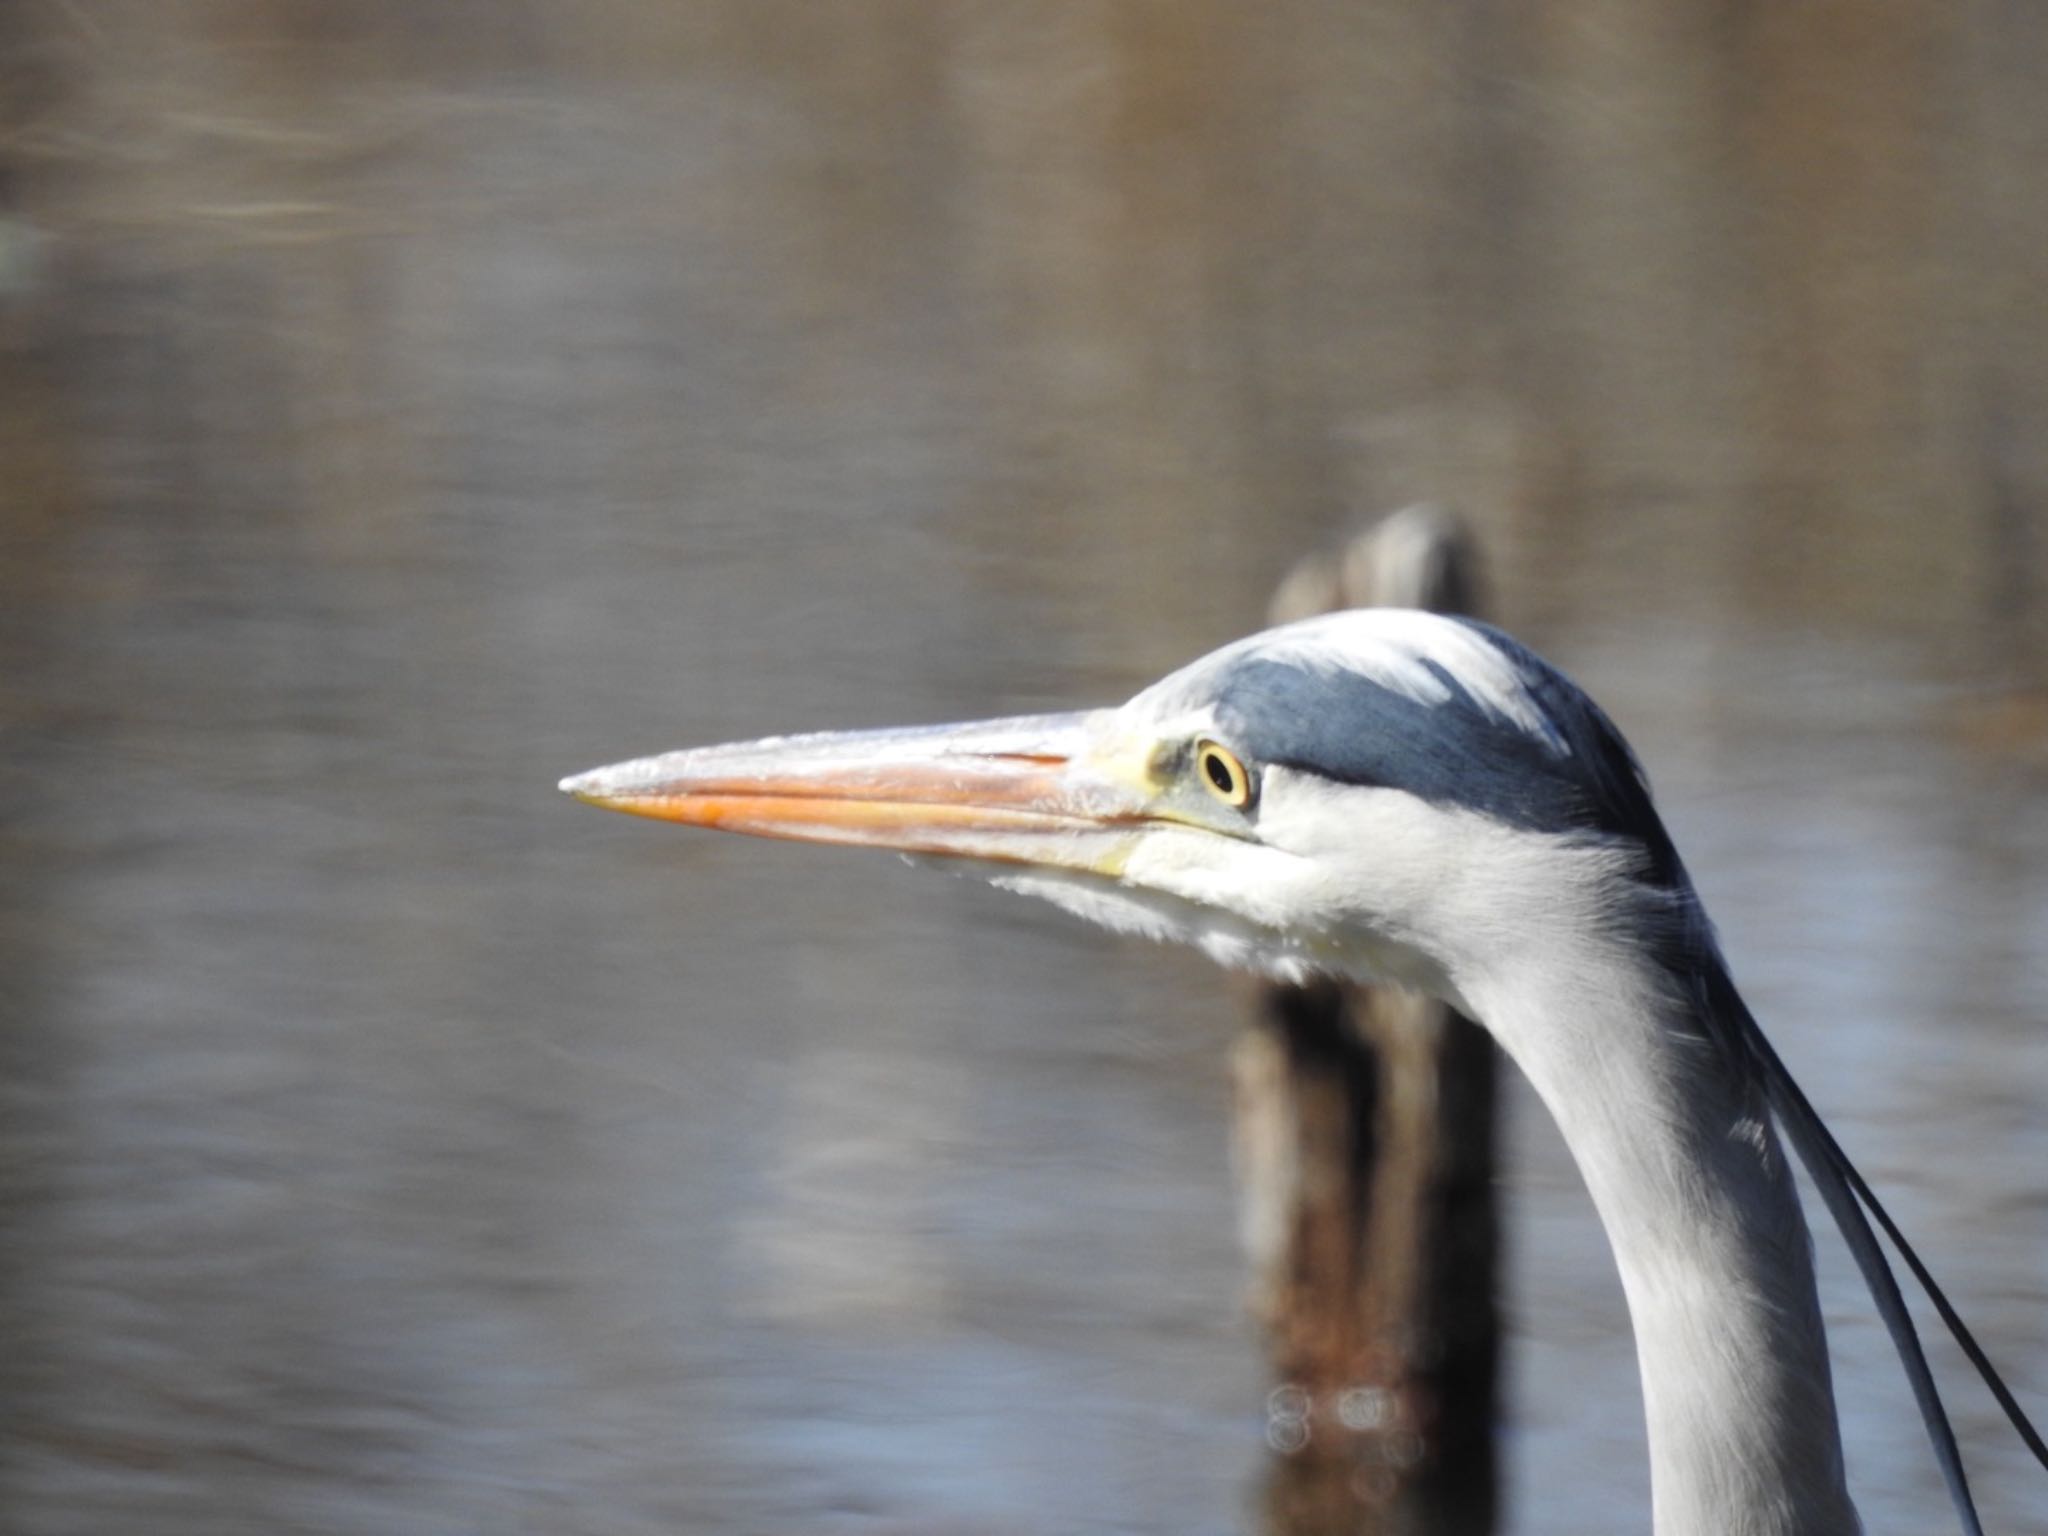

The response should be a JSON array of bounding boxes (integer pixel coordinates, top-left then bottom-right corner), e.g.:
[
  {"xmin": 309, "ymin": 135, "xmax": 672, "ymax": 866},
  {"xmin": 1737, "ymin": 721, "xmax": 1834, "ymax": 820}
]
[{"xmin": 1234, "ymin": 506, "xmax": 1500, "ymax": 1536}]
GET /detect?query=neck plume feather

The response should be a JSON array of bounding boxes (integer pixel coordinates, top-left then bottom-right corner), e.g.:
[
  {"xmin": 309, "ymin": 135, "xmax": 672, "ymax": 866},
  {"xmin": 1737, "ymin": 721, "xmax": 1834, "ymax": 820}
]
[{"xmin": 1465, "ymin": 918, "xmax": 1860, "ymax": 1536}]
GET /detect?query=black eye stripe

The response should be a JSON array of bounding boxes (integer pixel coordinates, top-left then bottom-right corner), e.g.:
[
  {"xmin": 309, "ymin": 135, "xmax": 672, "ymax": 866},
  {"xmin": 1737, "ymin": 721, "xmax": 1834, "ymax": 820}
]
[{"xmin": 1202, "ymin": 626, "xmax": 1680, "ymax": 886}]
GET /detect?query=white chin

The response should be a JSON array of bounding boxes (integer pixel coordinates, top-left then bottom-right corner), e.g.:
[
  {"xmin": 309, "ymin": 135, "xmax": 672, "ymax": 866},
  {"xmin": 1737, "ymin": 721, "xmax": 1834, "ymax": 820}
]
[{"xmin": 983, "ymin": 869, "xmax": 1326, "ymax": 984}]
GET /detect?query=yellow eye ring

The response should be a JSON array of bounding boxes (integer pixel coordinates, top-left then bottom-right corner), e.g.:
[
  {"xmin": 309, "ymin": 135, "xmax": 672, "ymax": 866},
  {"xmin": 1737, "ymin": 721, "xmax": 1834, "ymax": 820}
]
[{"xmin": 1195, "ymin": 739, "xmax": 1254, "ymax": 809}]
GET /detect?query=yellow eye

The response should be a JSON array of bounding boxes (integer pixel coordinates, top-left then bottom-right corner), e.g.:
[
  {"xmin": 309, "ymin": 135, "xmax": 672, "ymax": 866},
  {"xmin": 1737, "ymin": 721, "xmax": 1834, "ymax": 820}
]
[{"xmin": 1195, "ymin": 739, "xmax": 1253, "ymax": 809}]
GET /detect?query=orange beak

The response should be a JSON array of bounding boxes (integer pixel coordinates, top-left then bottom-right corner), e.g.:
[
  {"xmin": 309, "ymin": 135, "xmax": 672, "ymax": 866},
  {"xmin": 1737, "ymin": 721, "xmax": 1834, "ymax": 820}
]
[{"xmin": 560, "ymin": 711, "xmax": 1156, "ymax": 874}]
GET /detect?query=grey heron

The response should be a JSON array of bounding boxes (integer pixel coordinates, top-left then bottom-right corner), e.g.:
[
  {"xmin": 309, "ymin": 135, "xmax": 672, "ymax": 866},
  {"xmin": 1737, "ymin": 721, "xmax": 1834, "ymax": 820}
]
[{"xmin": 562, "ymin": 609, "xmax": 2043, "ymax": 1536}]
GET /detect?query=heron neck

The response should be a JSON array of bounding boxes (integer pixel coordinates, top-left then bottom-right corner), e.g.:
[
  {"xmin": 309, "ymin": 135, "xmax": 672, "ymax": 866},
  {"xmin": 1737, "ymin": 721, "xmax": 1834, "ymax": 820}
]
[{"xmin": 1465, "ymin": 928, "xmax": 1858, "ymax": 1536}]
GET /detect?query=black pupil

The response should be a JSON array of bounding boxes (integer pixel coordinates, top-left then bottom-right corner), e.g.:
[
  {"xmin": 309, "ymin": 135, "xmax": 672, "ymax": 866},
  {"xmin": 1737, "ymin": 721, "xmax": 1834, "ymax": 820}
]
[{"xmin": 1204, "ymin": 752, "xmax": 1235, "ymax": 794}]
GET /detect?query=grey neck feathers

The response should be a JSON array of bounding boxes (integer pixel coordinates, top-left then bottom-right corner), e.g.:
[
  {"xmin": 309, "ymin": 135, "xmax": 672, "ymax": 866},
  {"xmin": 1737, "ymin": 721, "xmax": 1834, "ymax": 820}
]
[{"xmin": 1465, "ymin": 914, "xmax": 1860, "ymax": 1536}]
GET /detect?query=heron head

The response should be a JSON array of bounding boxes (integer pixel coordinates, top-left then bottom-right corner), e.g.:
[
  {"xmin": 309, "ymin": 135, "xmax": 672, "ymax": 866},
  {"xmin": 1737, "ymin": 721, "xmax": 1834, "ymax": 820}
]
[{"xmin": 562, "ymin": 610, "xmax": 1680, "ymax": 997}]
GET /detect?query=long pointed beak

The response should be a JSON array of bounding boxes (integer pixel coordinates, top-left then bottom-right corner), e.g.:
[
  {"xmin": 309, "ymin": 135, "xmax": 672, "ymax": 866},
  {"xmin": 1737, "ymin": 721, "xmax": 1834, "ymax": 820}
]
[{"xmin": 559, "ymin": 711, "xmax": 1155, "ymax": 875}]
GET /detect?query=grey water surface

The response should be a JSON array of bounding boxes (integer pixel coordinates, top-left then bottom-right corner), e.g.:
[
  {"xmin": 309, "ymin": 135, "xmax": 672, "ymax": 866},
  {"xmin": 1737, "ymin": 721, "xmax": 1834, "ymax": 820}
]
[{"xmin": 3, "ymin": 7, "xmax": 2045, "ymax": 1534}]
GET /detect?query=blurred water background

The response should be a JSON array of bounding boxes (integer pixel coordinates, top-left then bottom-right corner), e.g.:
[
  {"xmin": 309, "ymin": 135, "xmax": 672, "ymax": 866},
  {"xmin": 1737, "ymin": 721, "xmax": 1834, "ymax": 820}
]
[{"xmin": 2, "ymin": 5, "xmax": 2045, "ymax": 1533}]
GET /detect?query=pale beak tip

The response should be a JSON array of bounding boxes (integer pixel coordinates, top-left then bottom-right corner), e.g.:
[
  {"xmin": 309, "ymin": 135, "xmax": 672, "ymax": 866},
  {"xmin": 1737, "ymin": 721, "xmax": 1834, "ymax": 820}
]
[{"xmin": 559, "ymin": 768, "xmax": 609, "ymax": 801}]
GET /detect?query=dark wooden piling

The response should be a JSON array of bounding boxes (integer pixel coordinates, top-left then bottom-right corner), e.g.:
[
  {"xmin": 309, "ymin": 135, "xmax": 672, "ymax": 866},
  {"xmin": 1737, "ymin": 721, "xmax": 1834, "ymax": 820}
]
[{"xmin": 1235, "ymin": 506, "xmax": 1500, "ymax": 1536}]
